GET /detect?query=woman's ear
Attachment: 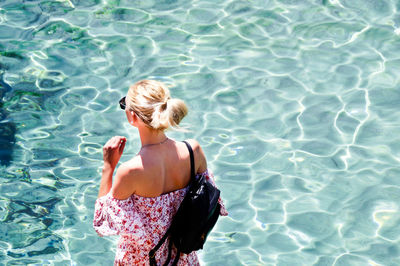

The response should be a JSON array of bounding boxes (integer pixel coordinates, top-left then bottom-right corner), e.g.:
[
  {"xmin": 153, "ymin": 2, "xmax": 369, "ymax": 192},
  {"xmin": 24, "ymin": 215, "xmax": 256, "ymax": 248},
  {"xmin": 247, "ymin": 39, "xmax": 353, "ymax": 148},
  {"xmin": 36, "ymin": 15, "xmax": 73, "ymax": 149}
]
[
  {"xmin": 129, "ymin": 111, "xmax": 139, "ymax": 126},
  {"xmin": 131, "ymin": 111, "xmax": 137, "ymax": 122}
]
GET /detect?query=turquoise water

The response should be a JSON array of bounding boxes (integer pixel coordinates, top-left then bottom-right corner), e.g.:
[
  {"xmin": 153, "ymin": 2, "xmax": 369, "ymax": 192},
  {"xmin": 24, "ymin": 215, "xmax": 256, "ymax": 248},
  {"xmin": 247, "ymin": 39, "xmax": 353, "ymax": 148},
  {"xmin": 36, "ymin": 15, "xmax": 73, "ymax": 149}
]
[{"xmin": 1, "ymin": 0, "xmax": 400, "ymax": 265}]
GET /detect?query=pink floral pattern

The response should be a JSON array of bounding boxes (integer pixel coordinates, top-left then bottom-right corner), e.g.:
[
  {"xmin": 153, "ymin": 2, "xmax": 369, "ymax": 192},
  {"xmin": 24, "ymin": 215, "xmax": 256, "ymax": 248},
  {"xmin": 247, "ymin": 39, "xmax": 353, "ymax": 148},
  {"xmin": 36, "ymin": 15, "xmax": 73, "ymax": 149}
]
[{"xmin": 93, "ymin": 169, "xmax": 228, "ymax": 266}]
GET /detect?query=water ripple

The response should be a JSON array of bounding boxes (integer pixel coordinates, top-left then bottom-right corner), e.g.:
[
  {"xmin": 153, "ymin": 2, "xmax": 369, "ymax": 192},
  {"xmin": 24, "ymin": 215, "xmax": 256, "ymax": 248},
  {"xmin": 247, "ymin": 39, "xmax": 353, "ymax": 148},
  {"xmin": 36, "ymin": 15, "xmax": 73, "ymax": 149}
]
[{"xmin": 1, "ymin": 0, "xmax": 400, "ymax": 265}]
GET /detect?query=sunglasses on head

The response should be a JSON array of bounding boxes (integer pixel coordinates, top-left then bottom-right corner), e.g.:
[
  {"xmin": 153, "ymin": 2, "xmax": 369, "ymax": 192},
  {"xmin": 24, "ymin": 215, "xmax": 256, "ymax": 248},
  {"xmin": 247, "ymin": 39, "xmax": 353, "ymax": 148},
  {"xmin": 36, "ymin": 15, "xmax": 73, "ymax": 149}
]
[{"xmin": 119, "ymin": 97, "xmax": 126, "ymax": 110}]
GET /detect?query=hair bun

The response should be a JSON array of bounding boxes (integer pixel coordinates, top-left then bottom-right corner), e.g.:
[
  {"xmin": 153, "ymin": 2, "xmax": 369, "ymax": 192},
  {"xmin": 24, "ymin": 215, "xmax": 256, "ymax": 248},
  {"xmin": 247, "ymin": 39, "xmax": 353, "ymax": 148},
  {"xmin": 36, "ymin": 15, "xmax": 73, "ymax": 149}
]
[
  {"xmin": 167, "ymin": 98, "xmax": 187, "ymax": 126},
  {"xmin": 127, "ymin": 80, "xmax": 188, "ymax": 131}
]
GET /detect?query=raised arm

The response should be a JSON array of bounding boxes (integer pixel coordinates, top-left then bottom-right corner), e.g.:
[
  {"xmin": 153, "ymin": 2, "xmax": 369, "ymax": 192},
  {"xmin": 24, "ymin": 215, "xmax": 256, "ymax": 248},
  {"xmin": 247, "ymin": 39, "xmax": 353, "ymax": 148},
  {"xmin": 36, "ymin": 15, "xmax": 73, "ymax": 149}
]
[{"xmin": 98, "ymin": 136, "xmax": 126, "ymax": 198}]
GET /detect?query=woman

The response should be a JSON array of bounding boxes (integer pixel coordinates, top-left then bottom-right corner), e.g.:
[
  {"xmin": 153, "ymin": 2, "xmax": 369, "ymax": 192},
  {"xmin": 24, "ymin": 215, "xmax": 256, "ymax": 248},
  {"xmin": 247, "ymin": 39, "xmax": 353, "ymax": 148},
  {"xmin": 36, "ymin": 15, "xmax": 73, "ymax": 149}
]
[{"xmin": 93, "ymin": 80, "xmax": 227, "ymax": 265}]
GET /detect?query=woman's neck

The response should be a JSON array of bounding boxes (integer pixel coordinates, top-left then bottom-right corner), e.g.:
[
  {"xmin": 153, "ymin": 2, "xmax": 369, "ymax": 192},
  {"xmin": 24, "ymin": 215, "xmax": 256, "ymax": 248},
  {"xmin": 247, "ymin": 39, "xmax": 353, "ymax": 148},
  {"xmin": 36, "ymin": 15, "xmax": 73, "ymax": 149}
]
[{"xmin": 138, "ymin": 125, "xmax": 168, "ymax": 148}]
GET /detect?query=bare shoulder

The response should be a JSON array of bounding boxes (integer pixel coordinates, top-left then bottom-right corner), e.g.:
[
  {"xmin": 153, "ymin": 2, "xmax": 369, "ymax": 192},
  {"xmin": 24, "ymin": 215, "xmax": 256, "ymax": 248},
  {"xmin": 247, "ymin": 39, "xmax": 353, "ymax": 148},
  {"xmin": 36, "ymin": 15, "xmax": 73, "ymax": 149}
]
[
  {"xmin": 184, "ymin": 139, "xmax": 207, "ymax": 173},
  {"xmin": 117, "ymin": 156, "xmax": 144, "ymax": 177},
  {"xmin": 185, "ymin": 138, "xmax": 205, "ymax": 153},
  {"xmin": 120, "ymin": 158, "xmax": 143, "ymax": 176},
  {"xmin": 111, "ymin": 156, "xmax": 144, "ymax": 200}
]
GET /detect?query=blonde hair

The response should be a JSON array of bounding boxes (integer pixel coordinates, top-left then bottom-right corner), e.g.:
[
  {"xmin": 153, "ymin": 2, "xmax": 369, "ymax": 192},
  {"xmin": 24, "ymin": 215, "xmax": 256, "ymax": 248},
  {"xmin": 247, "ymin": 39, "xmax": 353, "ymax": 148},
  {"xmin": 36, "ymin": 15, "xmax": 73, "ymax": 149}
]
[{"xmin": 126, "ymin": 80, "xmax": 188, "ymax": 131}]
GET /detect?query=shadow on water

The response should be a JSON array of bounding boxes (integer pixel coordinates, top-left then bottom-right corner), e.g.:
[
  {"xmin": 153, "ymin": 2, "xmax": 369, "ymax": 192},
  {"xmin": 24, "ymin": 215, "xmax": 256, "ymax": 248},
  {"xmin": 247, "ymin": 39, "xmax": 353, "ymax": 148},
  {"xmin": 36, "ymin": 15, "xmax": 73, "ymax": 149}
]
[{"xmin": 0, "ymin": 72, "xmax": 17, "ymax": 166}]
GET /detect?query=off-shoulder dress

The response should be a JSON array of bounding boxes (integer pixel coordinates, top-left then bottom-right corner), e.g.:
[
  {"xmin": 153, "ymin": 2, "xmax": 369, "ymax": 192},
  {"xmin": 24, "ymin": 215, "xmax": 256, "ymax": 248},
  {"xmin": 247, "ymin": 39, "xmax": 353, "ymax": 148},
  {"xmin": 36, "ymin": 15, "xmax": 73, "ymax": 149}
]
[{"xmin": 93, "ymin": 169, "xmax": 228, "ymax": 266}]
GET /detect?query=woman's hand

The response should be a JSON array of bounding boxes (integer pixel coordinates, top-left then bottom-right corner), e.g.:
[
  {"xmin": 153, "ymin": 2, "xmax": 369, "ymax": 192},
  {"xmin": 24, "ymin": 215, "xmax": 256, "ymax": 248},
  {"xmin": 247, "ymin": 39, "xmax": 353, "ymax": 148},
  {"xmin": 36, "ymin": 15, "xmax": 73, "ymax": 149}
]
[{"xmin": 103, "ymin": 136, "xmax": 127, "ymax": 170}]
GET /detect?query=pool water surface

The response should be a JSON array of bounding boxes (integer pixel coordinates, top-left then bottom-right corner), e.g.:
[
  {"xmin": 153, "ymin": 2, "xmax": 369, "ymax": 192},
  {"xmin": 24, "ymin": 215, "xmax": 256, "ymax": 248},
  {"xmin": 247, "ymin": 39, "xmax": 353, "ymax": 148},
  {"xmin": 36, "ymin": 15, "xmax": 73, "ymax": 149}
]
[{"xmin": 1, "ymin": 0, "xmax": 400, "ymax": 265}]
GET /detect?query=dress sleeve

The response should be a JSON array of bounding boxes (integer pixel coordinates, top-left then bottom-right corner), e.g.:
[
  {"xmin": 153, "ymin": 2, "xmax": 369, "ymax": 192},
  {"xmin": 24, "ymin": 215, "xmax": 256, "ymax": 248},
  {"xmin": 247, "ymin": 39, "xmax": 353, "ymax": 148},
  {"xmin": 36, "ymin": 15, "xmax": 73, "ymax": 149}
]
[
  {"xmin": 93, "ymin": 193, "xmax": 143, "ymax": 237},
  {"xmin": 200, "ymin": 169, "xmax": 228, "ymax": 216}
]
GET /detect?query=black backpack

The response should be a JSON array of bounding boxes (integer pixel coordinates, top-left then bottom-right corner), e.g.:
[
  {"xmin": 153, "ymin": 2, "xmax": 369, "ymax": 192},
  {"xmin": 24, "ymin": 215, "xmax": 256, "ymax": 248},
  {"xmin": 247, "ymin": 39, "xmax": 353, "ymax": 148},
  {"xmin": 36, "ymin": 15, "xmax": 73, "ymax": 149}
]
[{"xmin": 149, "ymin": 141, "xmax": 221, "ymax": 266}]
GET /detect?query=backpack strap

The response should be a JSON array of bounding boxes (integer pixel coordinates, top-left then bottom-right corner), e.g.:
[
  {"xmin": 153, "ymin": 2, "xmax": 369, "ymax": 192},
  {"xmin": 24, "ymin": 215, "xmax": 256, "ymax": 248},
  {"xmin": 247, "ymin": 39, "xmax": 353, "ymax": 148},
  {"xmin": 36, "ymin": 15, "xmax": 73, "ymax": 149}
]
[
  {"xmin": 171, "ymin": 248, "xmax": 181, "ymax": 266},
  {"xmin": 149, "ymin": 227, "xmax": 171, "ymax": 266},
  {"xmin": 163, "ymin": 238, "xmax": 173, "ymax": 266},
  {"xmin": 182, "ymin": 140, "xmax": 195, "ymax": 182},
  {"xmin": 149, "ymin": 141, "xmax": 195, "ymax": 266}
]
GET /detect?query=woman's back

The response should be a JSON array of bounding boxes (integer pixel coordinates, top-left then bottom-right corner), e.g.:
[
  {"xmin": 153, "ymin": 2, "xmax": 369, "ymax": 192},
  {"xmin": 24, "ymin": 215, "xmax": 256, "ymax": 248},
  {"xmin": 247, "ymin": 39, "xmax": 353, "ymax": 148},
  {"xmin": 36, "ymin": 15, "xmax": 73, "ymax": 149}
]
[{"xmin": 112, "ymin": 139, "xmax": 207, "ymax": 198}]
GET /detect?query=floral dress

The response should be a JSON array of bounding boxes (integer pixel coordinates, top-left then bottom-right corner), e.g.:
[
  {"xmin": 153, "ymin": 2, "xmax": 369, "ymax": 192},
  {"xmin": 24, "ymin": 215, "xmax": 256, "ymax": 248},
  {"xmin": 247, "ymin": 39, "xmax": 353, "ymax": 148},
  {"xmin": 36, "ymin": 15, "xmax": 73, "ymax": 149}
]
[{"xmin": 93, "ymin": 169, "xmax": 228, "ymax": 266}]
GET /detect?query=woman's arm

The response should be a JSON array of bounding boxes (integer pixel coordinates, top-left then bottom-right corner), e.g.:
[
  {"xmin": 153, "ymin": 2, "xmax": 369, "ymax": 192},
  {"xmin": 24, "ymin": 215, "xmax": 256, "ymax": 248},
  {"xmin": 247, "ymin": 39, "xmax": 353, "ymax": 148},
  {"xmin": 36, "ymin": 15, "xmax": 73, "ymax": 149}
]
[
  {"xmin": 98, "ymin": 165, "xmax": 114, "ymax": 198},
  {"xmin": 97, "ymin": 136, "xmax": 126, "ymax": 198}
]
